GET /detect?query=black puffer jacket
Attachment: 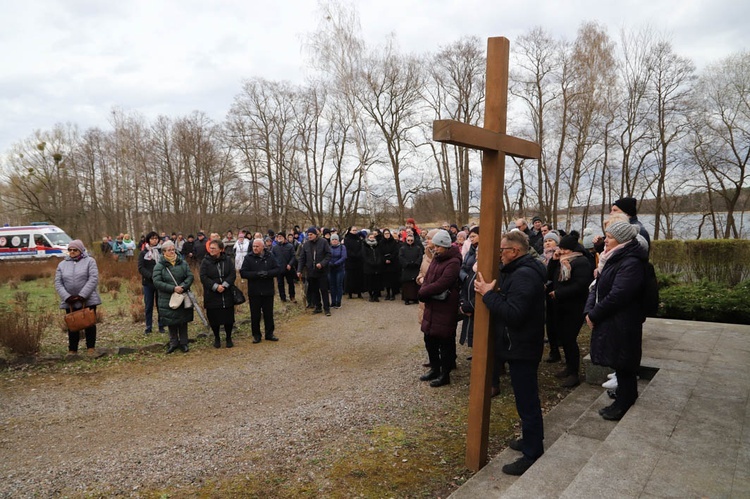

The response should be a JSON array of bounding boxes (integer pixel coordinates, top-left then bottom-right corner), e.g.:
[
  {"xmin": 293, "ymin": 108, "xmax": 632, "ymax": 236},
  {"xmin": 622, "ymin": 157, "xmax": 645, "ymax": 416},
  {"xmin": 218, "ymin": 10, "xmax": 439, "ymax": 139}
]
[
  {"xmin": 483, "ymin": 253, "xmax": 547, "ymax": 361},
  {"xmin": 584, "ymin": 239, "xmax": 647, "ymax": 370},
  {"xmin": 241, "ymin": 249, "xmax": 283, "ymax": 296},
  {"xmin": 200, "ymin": 253, "xmax": 237, "ymax": 310}
]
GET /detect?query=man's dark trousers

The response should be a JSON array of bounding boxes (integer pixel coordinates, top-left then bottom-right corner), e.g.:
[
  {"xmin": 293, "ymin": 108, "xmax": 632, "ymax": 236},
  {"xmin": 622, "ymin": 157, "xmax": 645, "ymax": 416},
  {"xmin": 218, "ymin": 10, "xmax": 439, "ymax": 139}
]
[
  {"xmin": 307, "ymin": 274, "xmax": 330, "ymax": 311},
  {"xmin": 508, "ymin": 359, "xmax": 544, "ymax": 461},
  {"xmin": 277, "ymin": 270, "xmax": 296, "ymax": 301},
  {"xmin": 249, "ymin": 295, "xmax": 275, "ymax": 339}
]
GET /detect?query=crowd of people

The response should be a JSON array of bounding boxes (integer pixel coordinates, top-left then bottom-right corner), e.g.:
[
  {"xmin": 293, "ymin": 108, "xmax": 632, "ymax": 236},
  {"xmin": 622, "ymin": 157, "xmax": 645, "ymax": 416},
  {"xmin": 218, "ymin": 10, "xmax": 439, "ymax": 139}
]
[{"xmin": 58, "ymin": 199, "xmax": 651, "ymax": 477}]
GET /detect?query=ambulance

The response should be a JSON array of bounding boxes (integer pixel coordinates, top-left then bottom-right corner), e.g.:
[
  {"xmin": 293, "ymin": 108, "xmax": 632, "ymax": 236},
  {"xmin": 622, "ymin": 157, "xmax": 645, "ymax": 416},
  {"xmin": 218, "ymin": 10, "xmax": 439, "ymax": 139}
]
[{"xmin": 0, "ymin": 223, "xmax": 73, "ymax": 260}]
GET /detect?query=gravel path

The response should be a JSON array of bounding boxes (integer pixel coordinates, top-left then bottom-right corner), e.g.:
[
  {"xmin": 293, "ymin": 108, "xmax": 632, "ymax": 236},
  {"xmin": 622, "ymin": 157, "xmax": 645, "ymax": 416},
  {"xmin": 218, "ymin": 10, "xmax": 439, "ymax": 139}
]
[{"xmin": 0, "ymin": 298, "xmax": 465, "ymax": 497}]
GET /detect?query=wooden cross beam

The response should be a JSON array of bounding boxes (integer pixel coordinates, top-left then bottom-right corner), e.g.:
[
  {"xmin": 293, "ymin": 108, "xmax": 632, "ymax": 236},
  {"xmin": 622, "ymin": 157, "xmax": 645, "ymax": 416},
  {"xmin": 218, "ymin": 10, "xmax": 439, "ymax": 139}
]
[{"xmin": 432, "ymin": 37, "xmax": 541, "ymax": 472}]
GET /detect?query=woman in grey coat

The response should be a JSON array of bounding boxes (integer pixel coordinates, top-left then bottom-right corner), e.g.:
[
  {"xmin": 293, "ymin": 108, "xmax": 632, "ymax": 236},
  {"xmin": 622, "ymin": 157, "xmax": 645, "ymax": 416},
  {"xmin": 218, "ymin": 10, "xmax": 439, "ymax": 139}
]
[{"xmin": 54, "ymin": 239, "xmax": 102, "ymax": 355}]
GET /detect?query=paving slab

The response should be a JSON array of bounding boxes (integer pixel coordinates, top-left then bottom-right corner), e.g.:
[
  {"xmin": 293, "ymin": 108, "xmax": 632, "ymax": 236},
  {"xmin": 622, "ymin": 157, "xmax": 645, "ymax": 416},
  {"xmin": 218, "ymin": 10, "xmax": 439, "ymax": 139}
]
[{"xmin": 449, "ymin": 318, "xmax": 750, "ymax": 498}]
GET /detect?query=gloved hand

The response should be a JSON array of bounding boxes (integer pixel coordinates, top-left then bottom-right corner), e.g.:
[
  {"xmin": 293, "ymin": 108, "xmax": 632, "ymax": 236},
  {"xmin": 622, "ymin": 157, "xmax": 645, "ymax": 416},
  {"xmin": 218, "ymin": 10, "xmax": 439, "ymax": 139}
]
[
  {"xmin": 65, "ymin": 295, "xmax": 82, "ymax": 304},
  {"xmin": 257, "ymin": 271, "xmax": 268, "ymax": 278}
]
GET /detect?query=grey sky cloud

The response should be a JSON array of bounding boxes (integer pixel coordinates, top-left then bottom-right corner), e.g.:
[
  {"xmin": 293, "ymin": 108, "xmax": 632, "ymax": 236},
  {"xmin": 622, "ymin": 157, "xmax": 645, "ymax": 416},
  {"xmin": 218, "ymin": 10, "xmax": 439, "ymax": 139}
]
[{"xmin": 0, "ymin": 0, "xmax": 747, "ymax": 156}]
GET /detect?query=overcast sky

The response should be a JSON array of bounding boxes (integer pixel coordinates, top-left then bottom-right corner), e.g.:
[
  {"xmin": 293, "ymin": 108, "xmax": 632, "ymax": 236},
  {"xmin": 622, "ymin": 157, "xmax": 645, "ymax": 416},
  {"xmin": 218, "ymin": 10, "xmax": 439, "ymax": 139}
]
[{"xmin": 1, "ymin": 0, "xmax": 748, "ymax": 157}]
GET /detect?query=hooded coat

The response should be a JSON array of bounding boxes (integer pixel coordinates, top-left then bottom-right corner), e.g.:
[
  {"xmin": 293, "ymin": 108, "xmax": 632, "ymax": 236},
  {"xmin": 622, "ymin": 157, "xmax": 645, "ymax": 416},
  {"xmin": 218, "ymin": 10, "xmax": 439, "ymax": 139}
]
[
  {"xmin": 418, "ymin": 245, "xmax": 462, "ymax": 339},
  {"xmin": 152, "ymin": 254, "xmax": 195, "ymax": 326},
  {"xmin": 584, "ymin": 239, "xmax": 647, "ymax": 370},
  {"xmin": 482, "ymin": 253, "xmax": 547, "ymax": 361}
]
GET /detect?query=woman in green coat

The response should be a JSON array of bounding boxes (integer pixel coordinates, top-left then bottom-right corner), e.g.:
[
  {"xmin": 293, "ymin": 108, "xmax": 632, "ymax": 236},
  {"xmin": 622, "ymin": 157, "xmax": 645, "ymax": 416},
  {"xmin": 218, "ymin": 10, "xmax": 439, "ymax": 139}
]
[{"xmin": 152, "ymin": 240, "xmax": 195, "ymax": 353}]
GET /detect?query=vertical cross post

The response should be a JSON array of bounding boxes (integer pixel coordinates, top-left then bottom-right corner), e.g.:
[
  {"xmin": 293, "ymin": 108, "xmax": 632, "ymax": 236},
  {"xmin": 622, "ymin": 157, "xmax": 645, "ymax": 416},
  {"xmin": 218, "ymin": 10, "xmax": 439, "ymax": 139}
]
[{"xmin": 433, "ymin": 36, "xmax": 540, "ymax": 471}]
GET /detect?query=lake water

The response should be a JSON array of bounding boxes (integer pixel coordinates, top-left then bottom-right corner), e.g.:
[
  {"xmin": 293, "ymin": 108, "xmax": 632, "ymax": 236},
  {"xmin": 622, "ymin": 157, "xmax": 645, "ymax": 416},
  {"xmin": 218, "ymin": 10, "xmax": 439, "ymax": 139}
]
[{"xmin": 554, "ymin": 212, "xmax": 749, "ymax": 240}]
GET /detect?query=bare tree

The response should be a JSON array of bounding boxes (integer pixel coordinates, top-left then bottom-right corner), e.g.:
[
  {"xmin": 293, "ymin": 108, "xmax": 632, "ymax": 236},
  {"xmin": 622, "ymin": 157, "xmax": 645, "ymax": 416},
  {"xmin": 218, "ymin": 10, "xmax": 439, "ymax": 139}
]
[
  {"xmin": 650, "ymin": 38, "xmax": 695, "ymax": 239},
  {"xmin": 689, "ymin": 50, "xmax": 750, "ymax": 238},
  {"xmin": 424, "ymin": 36, "xmax": 485, "ymax": 223}
]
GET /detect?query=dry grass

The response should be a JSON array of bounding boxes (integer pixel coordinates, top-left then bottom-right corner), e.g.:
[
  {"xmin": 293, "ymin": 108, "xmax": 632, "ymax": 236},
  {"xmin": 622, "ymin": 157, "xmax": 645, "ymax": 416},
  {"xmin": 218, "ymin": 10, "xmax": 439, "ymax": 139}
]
[{"xmin": 0, "ymin": 304, "xmax": 53, "ymax": 356}]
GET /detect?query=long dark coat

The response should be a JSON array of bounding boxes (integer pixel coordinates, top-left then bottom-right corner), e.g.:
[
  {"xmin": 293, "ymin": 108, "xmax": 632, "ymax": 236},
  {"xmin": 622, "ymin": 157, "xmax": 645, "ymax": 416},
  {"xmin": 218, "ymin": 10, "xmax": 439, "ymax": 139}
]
[
  {"xmin": 399, "ymin": 241, "xmax": 424, "ymax": 282},
  {"xmin": 584, "ymin": 239, "xmax": 647, "ymax": 370},
  {"xmin": 362, "ymin": 242, "xmax": 383, "ymax": 275},
  {"xmin": 551, "ymin": 253, "xmax": 593, "ymax": 337},
  {"xmin": 200, "ymin": 253, "xmax": 237, "ymax": 310},
  {"xmin": 418, "ymin": 245, "xmax": 462, "ymax": 339},
  {"xmin": 152, "ymin": 255, "xmax": 195, "ymax": 326}
]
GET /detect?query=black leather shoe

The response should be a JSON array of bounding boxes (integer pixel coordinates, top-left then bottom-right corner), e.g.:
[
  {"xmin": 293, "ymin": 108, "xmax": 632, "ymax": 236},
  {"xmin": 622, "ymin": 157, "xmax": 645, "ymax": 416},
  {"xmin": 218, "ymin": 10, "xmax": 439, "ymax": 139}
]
[
  {"xmin": 545, "ymin": 351, "xmax": 562, "ymax": 363},
  {"xmin": 265, "ymin": 335, "xmax": 279, "ymax": 342},
  {"xmin": 429, "ymin": 374, "xmax": 450, "ymax": 387},
  {"xmin": 598, "ymin": 402, "xmax": 618, "ymax": 416},
  {"xmin": 502, "ymin": 456, "xmax": 535, "ymax": 476},
  {"xmin": 226, "ymin": 339, "xmax": 234, "ymax": 348},
  {"xmin": 166, "ymin": 345, "xmax": 178, "ymax": 354},
  {"xmin": 508, "ymin": 438, "xmax": 523, "ymax": 452},
  {"xmin": 313, "ymin": 308, "xmax": 323, "ymax": 314},
  {"xmin": 419, "ymin": 369, "xmax": 440, "ymax": 381},
  {"xmin": 252, "ymin": 336, "xmax": 261, "ymax": 344},
  {"xmin": 324, "ymin": 309, "xmax": 331, "ymax": 316},
  {"xmin": 601, "ymin": 406, "xmax": 628, "ymax": 421},
  {"xmin": 180, "ymin": 345, "xmax": 189, "ymax": 353},
  {"xmin": 213, "ymin": 339, "xmax": 221, "ymax": 348}
]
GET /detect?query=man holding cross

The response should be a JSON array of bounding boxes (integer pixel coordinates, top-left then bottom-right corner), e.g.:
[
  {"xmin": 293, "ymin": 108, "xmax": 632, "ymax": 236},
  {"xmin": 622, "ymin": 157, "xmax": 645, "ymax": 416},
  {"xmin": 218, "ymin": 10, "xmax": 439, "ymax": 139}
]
[{"xmin": 474, "ymin": 230, "xmax": 546, "ymax": 475}]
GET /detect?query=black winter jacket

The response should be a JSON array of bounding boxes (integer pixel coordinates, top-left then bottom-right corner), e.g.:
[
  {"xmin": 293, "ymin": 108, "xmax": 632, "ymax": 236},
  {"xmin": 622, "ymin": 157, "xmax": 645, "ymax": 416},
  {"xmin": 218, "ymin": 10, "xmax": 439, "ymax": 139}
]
[
  {"xmin": 584, "ymin": 239, "xmax": 647, "ymax": 370},
  {"xmin": 137, "ymin": 247, "xmax": 160, "ymax": 286},
  {"xmin": 296, "ymin": 237, "xmax": 331, "ymax": 278},
  {"xmin": 399, "ymin": 241, "xmax": 424, "ymax": 282},
  {"xmin": 378, "ymin": 237, "xmax": 400, "ymax": 275},
  {"xmin": 200, "ymin": 253, "xmax": 237, "ymax": 310},
  {"xmin": 343, "ymin": 232, "xmax": 363, "ymax": 271},
  {"xmin": 362, "ymin": 242, "xmax": 383, "ymax": 275},
  {"xmin": 241, "ymin": 249, "xmax": 283, "ymax": 296},
  {"xmin": 483, "ymin": 253, "xmax": 547, "ymax": 361},
  {"xmin": 271, "ymin": 241, "xmax": 297, "ymax": 271}
]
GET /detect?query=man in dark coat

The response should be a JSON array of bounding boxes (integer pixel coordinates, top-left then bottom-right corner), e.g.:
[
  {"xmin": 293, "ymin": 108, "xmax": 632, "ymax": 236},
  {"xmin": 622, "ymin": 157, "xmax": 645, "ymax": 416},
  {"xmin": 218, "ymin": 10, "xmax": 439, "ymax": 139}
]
[
  {"xmin": 297, "ymin": 227, "xmax": 332, "ymax": 315},
  {"xmin": 193, "ymin": 232, "xmax": 208, "ymax": 263},
  {"xmin": 241, "ymin": 239, "xmax": 283, "ymax": 343},
  {"xmin": 475, "ymin": 230, "xmax": 546, "ymax": 476},
  {"xmin": 417, "ymin": 230, "xmax": 461, "ymax": 388},
  {"xmin": 271, "ymin": 232, "xmax": 297, "ymax": 303}
]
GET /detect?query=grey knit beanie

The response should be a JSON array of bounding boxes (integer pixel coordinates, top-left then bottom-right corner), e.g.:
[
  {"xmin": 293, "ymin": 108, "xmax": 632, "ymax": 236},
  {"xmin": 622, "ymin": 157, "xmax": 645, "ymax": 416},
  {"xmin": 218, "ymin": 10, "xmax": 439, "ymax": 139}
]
[
  {"xmin": 606, "ymin": 221, "xmax": 638, "ymax": 244},
  {"xmin": 432, "ymin": 229, "xmax": 452, "ymax": 248}
]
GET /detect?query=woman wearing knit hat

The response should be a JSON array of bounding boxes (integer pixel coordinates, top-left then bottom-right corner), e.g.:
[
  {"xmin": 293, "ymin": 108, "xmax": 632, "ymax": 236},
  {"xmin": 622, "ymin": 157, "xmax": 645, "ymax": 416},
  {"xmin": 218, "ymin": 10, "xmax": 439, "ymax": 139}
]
[
  {"xmin": 417, "ymin": 229, "xmax": 462, "ymax": 387},
  {"xmin": 547, "ymin": 233, "xmax": 594, "ymax": 387},
  {"xmin": 584, "ymin": 220, "xmax": 647, "ymax": 421},
  {"xmin": 55, "ymin": 240, "xmax": 103, "ymax": 355}
]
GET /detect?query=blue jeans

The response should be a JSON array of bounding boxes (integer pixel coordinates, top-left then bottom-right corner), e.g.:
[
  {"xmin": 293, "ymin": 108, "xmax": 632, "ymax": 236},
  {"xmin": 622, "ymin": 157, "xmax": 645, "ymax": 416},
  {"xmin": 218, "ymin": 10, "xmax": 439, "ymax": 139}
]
[
  {"xmin": 143, "ymin": 285, "xmax": 163, "ymax": 331},
  {"xmin": 329, "ymin": 267, "xmax": 345, "ymax": 306}
]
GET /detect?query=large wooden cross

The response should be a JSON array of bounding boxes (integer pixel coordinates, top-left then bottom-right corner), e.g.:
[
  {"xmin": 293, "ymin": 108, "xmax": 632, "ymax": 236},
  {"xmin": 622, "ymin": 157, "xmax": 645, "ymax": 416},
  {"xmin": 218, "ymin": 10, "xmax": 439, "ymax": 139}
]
[{"xmin": 433, "ymin": 37, "xmax": 541, "ymax": 471}]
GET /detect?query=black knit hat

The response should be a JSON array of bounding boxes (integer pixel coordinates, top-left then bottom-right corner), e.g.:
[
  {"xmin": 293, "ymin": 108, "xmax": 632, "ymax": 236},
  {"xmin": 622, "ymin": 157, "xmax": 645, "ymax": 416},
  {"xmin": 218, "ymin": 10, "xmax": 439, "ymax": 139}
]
[
  {"xmin": 613, "ymin": 197, "xmax": 637, "ymax": 217},
  {"xmin": 559, "ymin": 234, "xmax": 578, "ymax": 251}
]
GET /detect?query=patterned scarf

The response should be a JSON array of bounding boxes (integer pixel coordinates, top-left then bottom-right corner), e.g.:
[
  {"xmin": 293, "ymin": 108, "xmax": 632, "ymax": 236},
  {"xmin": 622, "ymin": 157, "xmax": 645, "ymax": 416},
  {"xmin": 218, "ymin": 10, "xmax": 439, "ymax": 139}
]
[{"xmin": 558, "ymin": 252, "xmax": 583, "ymax": 281}]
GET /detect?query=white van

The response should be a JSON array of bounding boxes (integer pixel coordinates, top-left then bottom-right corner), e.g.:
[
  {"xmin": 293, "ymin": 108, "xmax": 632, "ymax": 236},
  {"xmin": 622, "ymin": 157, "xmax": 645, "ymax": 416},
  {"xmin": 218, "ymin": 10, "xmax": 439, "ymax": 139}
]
[{"xmin": 0, "ymin": 224, "xmax": 73, "ymax": 260}]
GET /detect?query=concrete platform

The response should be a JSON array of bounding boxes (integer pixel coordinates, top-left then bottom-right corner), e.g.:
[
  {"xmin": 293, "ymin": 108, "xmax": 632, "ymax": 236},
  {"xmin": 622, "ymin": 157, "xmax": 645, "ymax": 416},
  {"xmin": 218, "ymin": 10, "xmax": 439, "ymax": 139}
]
[{"xmin": 450, "ymin": 318, "xmax": 750, "ymax": 498}]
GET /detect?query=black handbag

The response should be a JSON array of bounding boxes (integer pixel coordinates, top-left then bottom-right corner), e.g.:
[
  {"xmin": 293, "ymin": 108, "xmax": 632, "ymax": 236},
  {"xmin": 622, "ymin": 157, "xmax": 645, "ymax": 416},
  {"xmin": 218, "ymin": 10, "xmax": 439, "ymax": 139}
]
[{"xmin": 231, "ymin": 285, "xmax": 246, "ymax": 305}]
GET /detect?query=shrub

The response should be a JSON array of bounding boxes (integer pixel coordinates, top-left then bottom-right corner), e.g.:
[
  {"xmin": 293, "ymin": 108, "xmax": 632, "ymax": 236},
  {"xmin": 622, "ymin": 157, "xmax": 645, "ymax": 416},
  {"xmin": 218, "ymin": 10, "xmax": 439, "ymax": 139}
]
[
  {"xmin": 0, "ymin": 304, "xmax": 53, "ymax": 356},
  {"xmin": 659, "ymin": 279, "xmax": 750, "ymax": 324},
  {"xmin": 652, "ymin": 239, "xmax": 750, "ymax": 286}
]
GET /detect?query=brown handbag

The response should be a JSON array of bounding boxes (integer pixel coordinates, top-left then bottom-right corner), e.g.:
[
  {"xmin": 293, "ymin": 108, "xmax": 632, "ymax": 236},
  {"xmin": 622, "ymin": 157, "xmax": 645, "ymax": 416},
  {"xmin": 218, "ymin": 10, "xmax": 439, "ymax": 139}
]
[{"xmin": 64, "ymin": 302, "xmax": 98, "ymax": 332}]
